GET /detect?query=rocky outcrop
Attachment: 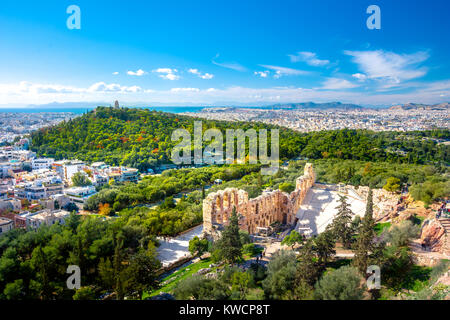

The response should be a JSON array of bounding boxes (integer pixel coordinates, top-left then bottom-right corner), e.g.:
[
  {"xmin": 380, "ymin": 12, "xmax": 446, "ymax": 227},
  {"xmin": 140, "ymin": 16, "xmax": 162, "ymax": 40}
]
[
  {"xmin": 203, "ymin": 163, "xmax": 315, "ymax": 235},
  {"xmin": 440, "ymin": 218, "xmax": 450, "ymax": 256},
  {"xmin": 420, "ymin": 219, "xmax": 446, "ymax": 253},
  {"xmin": 351, "ymin": 186, "xmax": 400, "ymax": 222}
]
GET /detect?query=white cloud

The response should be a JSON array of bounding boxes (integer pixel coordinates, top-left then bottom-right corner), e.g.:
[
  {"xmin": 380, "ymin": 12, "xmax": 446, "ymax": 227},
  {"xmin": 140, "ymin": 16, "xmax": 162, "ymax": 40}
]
[
  {"xmin": 288, "ymin": 51, "xmax": 330, "ymax": 66},
  {"xmin": 0, "ymin": 81, "xmax": 83, "ymax": 95},
  {"xmin": 112, "ymin": 72, "xmax": 119, "ymax": 75},
  {"xmin": 321, "ymin": 78, "xmax": 359, "ymax": 90},
  {"xmin": 88, "ymin": 82, "xmax": 142, "ymax": 93},
  {"xmin": 162, "ymin": 73, "xmax": 180, "ymax": 81},
  {"xmin": 200, "ymin": 73, "xmax": 213, "ymax": 80},
  {"xmin": 153, "ymin": 68, "xmax": 180, "ymax": 80},
  {"xmin": 0, "ymin": 81, "xmax": 141, "ymax": 96},
  {"xmin": 344, "ymin": 50, "xmax": 429, "ymax": 83},
  {"xmin": 171, "ymin": 88, "xmax": 200, "ymax": 92},
  {"xmin": 254, "ymin": 71, "xmax": 269, "ymax": 78},
  {"xmin": 212, "ymin": 54, "xmax": 246, "ymax": 71},
  {"xmin": 188, "ymin": 68, "xmax": 214, "ymax": 79},
  {"xmin": 260, "ymin": 65, "xmax": 310, "ymax": 78},
  {"xmin": 127, "ymin": 69, "xmax": 146, "ymax": 76},
  {"xmin": 155, "ymin": 68, "xmax": 177, "ymax": 74},
  {"xmin": 1, "ymin": 79, "xmax": 449, "ymax": 106},
  {"xmin": 352, "ymin": 73, "xmax": 367, "ymax": 81}
]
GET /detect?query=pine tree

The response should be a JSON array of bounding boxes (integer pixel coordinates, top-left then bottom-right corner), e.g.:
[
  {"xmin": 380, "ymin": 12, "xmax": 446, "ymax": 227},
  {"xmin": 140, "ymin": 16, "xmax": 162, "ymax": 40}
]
[
  {"xmin": 313, "ymin": 230, "xmax": 336, "ymax": 266},
  {"xmin": 34, "ymin": 246, "xmax": 52, "ymax": 300},
  {"xmin": 295, "ymin": 239, "xmax": 319, "ymax": 286},
  {"xmin": 257, "ymin": 173, "xmax": 263, "ymax": 189},
  {"xmin": 113, "ymin": 234, "xmax": 125, "ymax": 300},
  {"xmin": 353, "ymin": 189, "xmax": 376, "ymax": 275},
  {"xmin": 215, "ymin": 206, "xmax": 242, "ymax": 264},
  {"xmin": 331, "ymin": 195, "xmax": 354, "ymax": 248}
]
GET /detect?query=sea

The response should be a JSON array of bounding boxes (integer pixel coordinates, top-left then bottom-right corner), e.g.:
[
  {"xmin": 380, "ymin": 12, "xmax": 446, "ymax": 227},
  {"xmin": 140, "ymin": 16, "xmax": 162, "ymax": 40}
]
[{"xmin": 0, "ymin": 106, "xmax": 206, "ymax": 114}]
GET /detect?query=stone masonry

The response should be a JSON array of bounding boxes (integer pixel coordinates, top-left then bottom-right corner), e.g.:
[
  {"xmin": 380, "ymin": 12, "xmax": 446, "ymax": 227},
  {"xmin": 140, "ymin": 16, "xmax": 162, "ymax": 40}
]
[{"xmin": 203, "ymin": 163, "xmax": 315, "ymax": 235}]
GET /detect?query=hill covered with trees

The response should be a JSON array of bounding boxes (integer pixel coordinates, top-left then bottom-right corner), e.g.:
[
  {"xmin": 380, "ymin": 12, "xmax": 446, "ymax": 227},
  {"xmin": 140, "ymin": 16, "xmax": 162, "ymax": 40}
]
[{"xmin": 30, "ymin": 107, "xmax": 449, "ymax": 171}]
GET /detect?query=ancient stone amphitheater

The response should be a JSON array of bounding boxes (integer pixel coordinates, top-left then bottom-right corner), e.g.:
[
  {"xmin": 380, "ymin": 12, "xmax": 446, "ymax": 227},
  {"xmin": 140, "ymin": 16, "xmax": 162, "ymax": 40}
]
[{"xmin": 203, "ymin": 163, "xmax": 316, "ymax": 235}]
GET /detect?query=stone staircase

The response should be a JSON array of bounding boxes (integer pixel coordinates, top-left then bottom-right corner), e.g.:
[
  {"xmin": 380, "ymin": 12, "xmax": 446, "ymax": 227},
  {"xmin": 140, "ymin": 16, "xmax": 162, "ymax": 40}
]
[{"xmin": 439, "ymin": 218, "xmax": 450, "ymax": 256}]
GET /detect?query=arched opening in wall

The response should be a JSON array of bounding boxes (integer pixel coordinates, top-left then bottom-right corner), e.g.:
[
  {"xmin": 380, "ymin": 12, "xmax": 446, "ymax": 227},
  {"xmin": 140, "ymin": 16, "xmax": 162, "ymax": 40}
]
[
  {"xmin": 223, "ymin": 193, "xmax": 229, "ymax": 209},
  {"xmin": 255, "ymin": 203, "xmax": 259, "ymax": 215},
  {"xmin": 231, "ymin": 192, "xmax": 236, "ymax": 207},
  {"xmin": 282, "ymin": 212, "xmax": 287, "ymax": 224},
  {"xmin": 216, "ymin": 196, "xmax": 221, "ymax": 210}
]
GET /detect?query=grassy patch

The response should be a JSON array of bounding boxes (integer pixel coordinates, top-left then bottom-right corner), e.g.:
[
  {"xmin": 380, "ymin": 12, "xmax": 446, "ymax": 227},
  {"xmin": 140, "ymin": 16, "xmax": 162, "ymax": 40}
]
[
  {"xmin": 374, "ymin": 222, "xmax": 391, "ymax": 235},
  {"xmin": 401, "ymin": 265, "xmax": 432, "ymax": 292},
  {"xmin": 143, "ymin": 258, "xmax": 214, "ymax": 299},
  {"xmin": 411, "ymin": 214, "xmax": 425, "ymax": 226}
]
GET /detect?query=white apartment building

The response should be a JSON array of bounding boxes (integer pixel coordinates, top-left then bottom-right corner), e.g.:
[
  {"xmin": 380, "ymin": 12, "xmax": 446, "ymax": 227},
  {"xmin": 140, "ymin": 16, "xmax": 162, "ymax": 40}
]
[
  {"xmin": 64, "ymin": 185, "xmax": 97, "ymax": 208},
  {"xmin": 0, "ymin": 198, "xmax": 21, "ymax": 212},
  {"xmin": 53, "ymin": 160, "xmax": 85, "ymax": 182},
  {"xmin": 19, "ymin": 209, "xmax": 71, "ymax": 229},
  {"xmin": 32, "ymin": 158, "xmax": 54, "ymax": 171},
  {"xmin": 0, "ymin": 217, "xmax": 13, "ymax": 234},
  {"xmin": 92, "ymin": 174, "xmax": 108, "ymax": 186}
]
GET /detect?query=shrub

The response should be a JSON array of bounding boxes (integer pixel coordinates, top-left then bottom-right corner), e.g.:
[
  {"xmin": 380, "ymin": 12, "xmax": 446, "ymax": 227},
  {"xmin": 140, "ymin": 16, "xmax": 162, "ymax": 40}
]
[
  {"xmin": 386, "ymin": 220, "xmax": 420, "ymax": 247},
  {"xmin": 279, "ymin": 182, "xmax": 295, "ymax": 193},
  {"xmin": 173, "ymin": 276, "xmax": 230, "ymax": 300},
  {"xmin": 72, "ymin": 286, "xmax": 97, "ymax": 300},
  {"xmin": 314, "ymin": 265, "xmax": 365, "ymax": 300},
  {"xmin": 242, "ymin": 243, "xmax": 261, "ymax": 257},
  {"xmin": 262, "ymin": 250, "xmax": 297, "ymax": 299}
]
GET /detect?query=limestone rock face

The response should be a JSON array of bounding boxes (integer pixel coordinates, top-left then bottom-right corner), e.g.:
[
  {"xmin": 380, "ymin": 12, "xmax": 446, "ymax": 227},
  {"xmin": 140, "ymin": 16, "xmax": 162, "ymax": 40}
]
[
  {"xmin": 420, "ymin": 219, "xmax": 445, "ymax": 252},
  {"xmin": 354, "ymin": 186, "xmax": 400, "ymax": 222},
  {"xmin": 203, "ymin": 163, "xmax": 315, "ymax": 235}
]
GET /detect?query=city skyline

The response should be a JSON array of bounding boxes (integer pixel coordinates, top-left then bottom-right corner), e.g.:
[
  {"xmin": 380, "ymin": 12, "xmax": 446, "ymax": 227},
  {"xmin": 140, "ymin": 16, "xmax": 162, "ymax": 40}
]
[{"xmin": 1, "ymin": 0, "xmax": 450, "ymax": 106}]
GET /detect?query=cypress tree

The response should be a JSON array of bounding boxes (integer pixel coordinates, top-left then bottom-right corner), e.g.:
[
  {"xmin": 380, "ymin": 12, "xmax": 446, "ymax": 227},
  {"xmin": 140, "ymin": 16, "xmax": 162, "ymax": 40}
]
[
  {"xmin": 353, "ymin": 189, "xmax": 376, "ymax": 275},
  {"xmin": 201, "ymin": 183, "xmax": 206, "ymax": 199},
  {"xmin": 215, "ymin": 206, "xmax": 242, "ymax": 264}
]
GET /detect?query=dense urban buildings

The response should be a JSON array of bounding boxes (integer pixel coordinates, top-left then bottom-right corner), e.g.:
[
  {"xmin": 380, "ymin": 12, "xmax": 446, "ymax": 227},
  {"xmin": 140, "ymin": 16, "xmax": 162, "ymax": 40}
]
[
  {"xmin": 182, "ymin": 103, "xmax": 449, "ymax": 133},
  {"xmin": 0, "ymin": 112, "xmax": 77, "ymax": 144}
]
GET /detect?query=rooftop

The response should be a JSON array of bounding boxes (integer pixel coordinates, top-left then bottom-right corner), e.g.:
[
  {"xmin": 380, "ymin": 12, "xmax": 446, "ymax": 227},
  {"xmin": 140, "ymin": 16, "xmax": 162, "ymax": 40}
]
[{"xmin": 0, "ymin": 217, "xmax": 13, "ymax": 225}]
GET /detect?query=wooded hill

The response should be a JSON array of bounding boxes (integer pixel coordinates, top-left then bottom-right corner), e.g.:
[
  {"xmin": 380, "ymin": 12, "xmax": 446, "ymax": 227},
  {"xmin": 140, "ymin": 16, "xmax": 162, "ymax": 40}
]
[{"xmin": 31, "ymin": 106, "xmax": 450, "ymax": 171}]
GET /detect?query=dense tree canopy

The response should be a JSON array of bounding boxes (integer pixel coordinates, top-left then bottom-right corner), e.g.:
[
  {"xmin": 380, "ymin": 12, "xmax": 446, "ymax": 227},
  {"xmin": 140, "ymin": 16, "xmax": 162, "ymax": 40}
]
[
  {"xmin": 31, "ymin": 107, "xmax": 449, "ymax": 170},
  {"xmin": 0, "ymin": 212, "xmax": 160, "ymax": 300}
]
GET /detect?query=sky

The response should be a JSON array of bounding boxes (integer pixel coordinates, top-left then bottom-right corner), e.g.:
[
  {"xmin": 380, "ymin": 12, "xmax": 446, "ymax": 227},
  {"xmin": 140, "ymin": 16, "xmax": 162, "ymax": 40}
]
[{"xmin": 0, "ymin": 0, "xmax": 449, "ymax": 107}]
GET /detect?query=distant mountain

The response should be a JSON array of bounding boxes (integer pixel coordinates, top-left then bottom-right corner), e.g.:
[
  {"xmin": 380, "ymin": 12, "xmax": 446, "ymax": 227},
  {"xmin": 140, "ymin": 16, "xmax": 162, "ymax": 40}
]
[
  {"xmin": 264, "ymin": 102, "xmax": 363, "ymax": 110},
  {"xmin": 389, "ymin": 102, "xmax": 450, "ymax": 111}
]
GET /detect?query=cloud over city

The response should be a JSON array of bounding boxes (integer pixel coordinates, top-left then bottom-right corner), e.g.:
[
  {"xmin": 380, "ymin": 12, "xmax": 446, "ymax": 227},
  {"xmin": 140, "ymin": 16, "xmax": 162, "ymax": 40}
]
[{"xmin": 289, "ymin": 51, "xmax": 330, "ymax": 66}]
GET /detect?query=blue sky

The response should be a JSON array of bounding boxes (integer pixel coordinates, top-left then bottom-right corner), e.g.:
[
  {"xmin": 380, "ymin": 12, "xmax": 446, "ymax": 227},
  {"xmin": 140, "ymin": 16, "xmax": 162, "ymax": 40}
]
[{"xmin": 0, "ymin": 0, "xmax": 449, "ymax": 106}]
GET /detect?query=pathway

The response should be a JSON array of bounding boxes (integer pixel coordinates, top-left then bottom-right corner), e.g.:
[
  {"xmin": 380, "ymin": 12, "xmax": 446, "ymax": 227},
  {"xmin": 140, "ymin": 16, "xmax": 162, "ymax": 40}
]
[
  {"xmin": 295, "ymin": 187, "xmax": 366, "ymax": 236},
  {"xmin": 156, "ymin": 225, "xmax": 203, "ymax": 267}
]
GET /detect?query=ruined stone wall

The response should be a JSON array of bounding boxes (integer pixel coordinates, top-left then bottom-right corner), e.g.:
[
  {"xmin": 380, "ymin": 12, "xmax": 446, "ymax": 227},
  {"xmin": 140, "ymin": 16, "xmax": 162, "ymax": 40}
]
[{"xmin": 203, "ymin": 163, "xmax": 315, "ymax": 234}]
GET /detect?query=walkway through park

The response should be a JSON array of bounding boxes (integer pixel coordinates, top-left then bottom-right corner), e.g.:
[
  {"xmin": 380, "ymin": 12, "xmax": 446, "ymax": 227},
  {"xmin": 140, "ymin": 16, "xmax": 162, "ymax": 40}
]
[{"xmin": 156, "ymin": 224, "xmax": 204, "ymax": 268}]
